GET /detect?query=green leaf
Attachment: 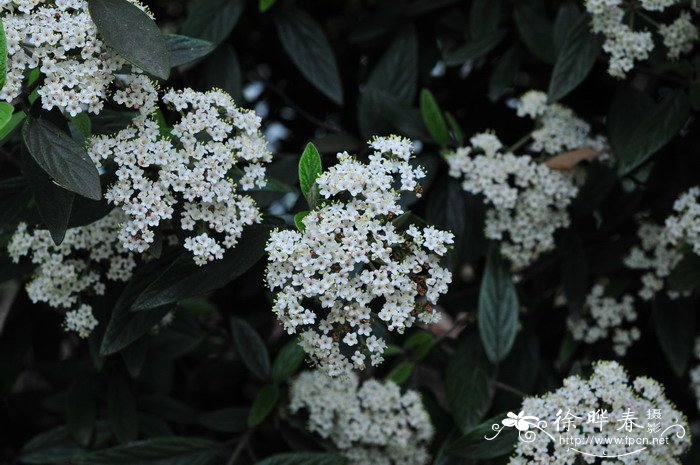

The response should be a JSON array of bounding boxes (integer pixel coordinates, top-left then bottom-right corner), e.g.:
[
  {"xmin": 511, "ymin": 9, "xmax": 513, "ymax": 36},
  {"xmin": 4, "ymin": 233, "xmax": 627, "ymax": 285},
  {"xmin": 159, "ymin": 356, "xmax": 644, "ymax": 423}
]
[
  {"xmin": 165, "ymin": 34, "xmax": 215, "ymax": 68},
  {"xmin": 611, "ymin": 90, "xmax": 690, "ymax": 176},
  {"xmin": 444, "ymin": 29, "xmax": 506, "ymax": 66},
  {"xmin": 488, "ymin": 46, "xmax": 521, "ymax": 102},
  {"xmin": 88, "ymin": 0, "xmax": 170, "ymax": 80},
  {"xmin": 668, "ymin": 252, "xmax": 700, "ymax": 292},
  {"xmin": 259, "ymin": 0, "xmax": 277, "ymax": 12},
  {"xmin": 444, "ymin": 112, "xmax": 465, "ymax": 145},
  {"xmin": 513, "ymin": 0, "xmax": 555, "ymax": 64},
  {"xmin": 548, "ymin": 14, "xmax": 601, "ymax": 102},
  {"xmin": 73, "ymin": 437, "xmax": 219, "ymax": 465},
  {"xmin": 70, "ymin": 112, "xmax": 92, "ymax": 139},
  {"xmin": 387, "ymin": 362, "xmax": 413, "ymax": 384},
  {"xmin": 358, "ymin": 27, "xmax": 417, "ymax": 137},
  {"xmin": 139, "ymin": 396, "xmax": 199, "ymax": 424},
  {"xmin": 182, "ymin": 0, "xmax": 244, "ymax": 45},
  {"xmin": 20, "ymin": 426, "xmax": 86, "ymax": 464},
  {"xmin": 22, "ymin": 116, "xmax": 101, "ymax": 200},
  {"xmin": 552, "ymin": 3, "xmax": 582, "ymax": 55},
  {"xmin": 255, "ymin": 452, "xmax": 347, "ymax": 465},
  {"xmin": 231, "ymin": 316, "xmax": 271, "ymax": 380},
  {"xmin": 478, "ymin": 247, "xmax": 519, "ymax": 363},
  {"xmin": 447, "ymin": 413, "xmax": 517, "ymax": 458},
  {"xmin": 420, "ymin": 89, "xmax": 449, "ymax": 146},
  {"xmin": 201, "ymin": 44, "xmax": 242, "ymax": 101},
  {"xmin": 294, "ymin": 210, "xmax": 310, "ymax": 232},
  {"xmin": 65, "ymin": 381, "xmax": 96, "ymax": 447},
  {"xmin": 274, "ymin": 7, "xmax": 343, "ymax": 105},
  {"xmin": 197, "ymin": 407, "xmax": 249, "ymax": 433},
  {"xmin": 298, "ymin": 142, "xmax": 322, "ymax": 205},
  {"xmin": 560, "ymin": 231, "xmax": 589, "ymax": 314},
  {"xmin": 107, "ymin": 376, "xmax": 139, "ymax": 444},
  {"xmin": 0, "ymin": 102, "xmax": 12, "ymax": 129},
  {"xmin": 0, "ymin": 19, "xmax": 6, "ymax": 90},
  {"xmin": 131, "ymin": 224, "xmax": 272, "ymax": 310},
  {"xmin": 22, "ymin": 147, "xmax": 74, "ymax": 245},
  {"xmin": 469, "ymin": 0, "xmax": 502, "ymax": 39},
  {"xmin": 653, "ymin": 297, "xmax": 695, "ymax": 377},
  {"xmin": 404, "ymin": 331, "xmax": 433, "ymax": 361},
  {"xmin": 271, "ymin": 339, "xmax": 306, "ymax": 383},
  {"xmin": 444, "ymin": 337, "xmax": 492, "ymax": 433},
  {"xmin": 248, "ymin": 384, "xmax": 279, "ymax": 427},
  {"xmin": 0, "ymin": 109, "xmax": 25, "ymax": 142}
]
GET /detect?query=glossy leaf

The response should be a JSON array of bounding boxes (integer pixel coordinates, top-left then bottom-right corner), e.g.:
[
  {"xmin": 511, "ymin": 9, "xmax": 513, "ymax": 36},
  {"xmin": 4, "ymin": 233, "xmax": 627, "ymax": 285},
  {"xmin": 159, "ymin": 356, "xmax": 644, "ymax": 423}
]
[
  {"xmin": 420, "ymin": 89, "xmax": 449, "ymax": 146},
  {"xmin": 165, "ymin": 34, "xmax": 215, "ymax": 68},
  {"xmin": 248, "ymin": 384, "xmax": 279, "ymax": 427},
  {"xmin": 231, "ymin": 316, "xmax": 271, "ymax": 380},
  {"xmin": 271, "ymin": 339, "xmax": 306, "ymax": 383},
  {"xmin": 182, "ymin": 0, "xmax": 244, "ymax": 45}
]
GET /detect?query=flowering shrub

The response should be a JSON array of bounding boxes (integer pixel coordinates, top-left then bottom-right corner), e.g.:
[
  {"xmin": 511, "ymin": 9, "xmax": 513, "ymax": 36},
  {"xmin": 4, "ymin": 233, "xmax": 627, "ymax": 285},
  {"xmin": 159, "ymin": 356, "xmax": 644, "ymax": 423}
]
[{"xmin": 1, "ymin": 1, "xmax": 700, "ymax": 465}]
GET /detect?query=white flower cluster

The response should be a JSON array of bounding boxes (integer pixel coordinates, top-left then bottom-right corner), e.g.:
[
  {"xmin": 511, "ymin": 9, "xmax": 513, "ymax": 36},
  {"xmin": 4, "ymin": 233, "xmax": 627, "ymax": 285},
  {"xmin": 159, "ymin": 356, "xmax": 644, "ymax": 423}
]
[
  {"xmin": 516, "ymin": 90, "xmax": 608, "ymax": 156},
  {"xmin": 665, "ymin": 187, "xmax": 700, "ymax": 256},
  {"xmin": 89, "ymin": 88, "xmax": 272, "ymax": 265},
  {"xmin": 0, "ymin": 0, "xmax": 151, "ymax": 116},
  {"xmin": 7, "ymin": 210, "xmax": 136, "ymax": 338},
  {"xmin": 584, "ymin": 0, "xmax": 696, "ymax": 78},
  {"xmin": 445, "ymin": 132, "xmax": 578, "ymax": 270},
  {"xmin": 624, "ymin": 222, "xmax": 683, "ymax": 300},
  {"xmin": 567, "ymin": 284, "xmax": 639, "ymax": 356},
  {"xmin": 265, "ymin": 136, "xmax": 453, "ymax": 376},
  {"xmin": 689, "ymin": 338, "xmax": 700, "ymax": 412},
  {"xmin": 510, "ymin": 361, "xmax": 690, "ymax": 465},
  {"xmin": 288, "ymin": 370, "xmax": 434, "ymax": 465}
]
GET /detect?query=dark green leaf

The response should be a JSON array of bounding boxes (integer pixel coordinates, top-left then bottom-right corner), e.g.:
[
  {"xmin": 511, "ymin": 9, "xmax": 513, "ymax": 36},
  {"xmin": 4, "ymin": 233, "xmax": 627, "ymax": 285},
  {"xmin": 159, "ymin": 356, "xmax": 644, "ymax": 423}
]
[
  {"xmin": 552, "ymin": 3, "xmax": 582, "ymax": 55},
  {"xmin": 248, "ymin": 384, "xmax": 279, "ymax": 427},
  {"xmin": 100, "ymin": 302, "xmax": 171, "ymax": 356},
  {"xmin": 387, "ymin": 362, "xmax": 413, "ymax": 385},
  {"xmin": 197, "ymin": 407, "xmax": 249, "ymax": 433},
  {"xmin": 20, "ymin": 426, "xmax": 86, "ymax": 464},
  {"xmin": 73, "ymin": 437, "xmax": 219, "ymax": 465},
  {"xmin": 513, "ymin": 0, "xmax": 555, "ymax": 64},
  {"xmin": 561, "ymin": 231, "xmax": 589, "ymax": 314},
  {"xmin": 182, "ymin": 0, "xmax": 244, "ymax": 45},
  {"xmin": 447, "ymin": 413, "xmax": 517, "ymax": 458},
  {"xmin": 271, "ymin": 339, "xmax": 306, "ymax": 383},
  {"xmin": 122, "ymin": 337, "xmax": 149, "ymax": 378},
  {"xmin": 139, "ymin": 395, "xmax": 198, "ymax": 424},
  {"xmin": 653, "ymin": 297, "xmax": 695, "ymax": 377},
  {"xmin": 444, "ymin": 29, "xmax": 506, "ymax": 66},
  {"xmin": 548, "ymin": 15, "xmax": 601, "ymax": 102},
  {"xmin": 231, "ymin": 316, "xmax": 271, "ymax": 380},
  {"xmin": 403, "ymin": 331, "xmax": 433, "ymax": 361},
  {"xmin": 22, "ymin": 148, "xmax": 74, "ymax": 245},
  {"xmin": 445, "ymin": 112, "xmax": 465, "ymax": 145},
  {"xmin": 488, "ymin": 47, "xmax": 521, "ymax": 102},
  {"xmin": 469, "ymin": 0, "xmax": 502, "ymax": 39},
  {"xmin": 478, "ymin": 247, "xmax": 519, "ymax": 363},
  {"xmin": 259, "ymin": 0, "xmax": 277, "ymax": 11},
  {"xmin": 611, "ymin": 90, "xmax": 690, "ymax": 176},
  {"xmin": 88, "ymin": 0, "xmax": 170, "ymax": 80},
  {"xmin": 201, "ymin": 45, "xmax": 242, "ymax": 101},
  {"xmin": 23, "ymin": 115, "xmax": 101, "ymax": 200},
  {"xmin": 131, "ymin": 224, "xmax": 272, "ymax": 310},
  {"xmin": 274, "ymin": 7, "xmax": 343, "ymax": 104},
  {"xmin": 165, "ymin": 34, "xmax": 215, "ymax": 68},
  {"xmin": 358, "ymin": 27, "xmax": 417, "ymax": 137},
  {"xmin": 255, "ymin": 452, "xmax": 347, "ymax": 465},
  {"xmin": 444, "ymin": 337, "xmax": 491, "ymax": 433},
  {"xmin": 107, "ymin": 376, "xmax": 139, "ymax": 444},
  {"xmin": 66, "ymin": 381, "xmax": 96, "ymax": 447},
  {"xmin": 420, "ymin": 89, "xmax": 449, "ymax": 146},
  {"xmin": 668, "ymin": 252, "xmax": 700, "ymax": 292}
]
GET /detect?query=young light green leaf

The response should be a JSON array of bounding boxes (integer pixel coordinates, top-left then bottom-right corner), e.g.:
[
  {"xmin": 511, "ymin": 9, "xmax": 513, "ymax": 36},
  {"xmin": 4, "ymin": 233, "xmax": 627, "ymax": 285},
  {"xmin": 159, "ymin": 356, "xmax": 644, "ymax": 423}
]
[
  {"xmin": 293, "ymin": 210, "xmax": 310, "ymax": 233},
  {"xmin": 298, "ymin": 142, "xmax": 322, "ymax": 203},
  {"xmin": 274, "ymin": 7, "xmax": 343, "ymax": 104},
  {"xmin": 0, "ymin": 102, "xmax": 12, "ymax": 129},
  {"xmin": 182, "ymin": 0, "xmax": 245, "ymax": 45},
  {"xmin": 478, "ymin": 247, "xmax": 519, "ymax": 363},
  {"xmin": 22, "ymin": 116, "xmax": 102, "ymax": 200},
  {"xmin": 444, "ymin": 112, "xmax": 465, "ymax": 145},
  {"xmin": 88, "ymin": 0, "xmax": 170, "ymax": 80},
  {"xmin": 548, "ymin": 15, "xmax": 601, "ymax": 102},
  {"xmin": 247, "ymin": 384, "xmax": 279, "ymax": 427},
  {"xmin": 0, "ymin": 109, "xmax": 25, "ymax": 143},
  {"xmin": 70, "ymin": 113, "xmax": 92, "ymax": 139},
  {"xmin": 386, "ymin": 363, "xmax": 413, "ymax": 385},
  {"xmin": 259, "ymin": 0, "xmax": 277, "ymax": 12},
  {"xmin": 231, "ymin": 316, "xmax": 271, "ymax": 380},
  {"xmin": 0, "ymin": 19, "xmax": 6, "ymax": 91},
  {"xmin": 165, "ymin": 34, "xmax": 215, "ymax": 68},
  {"xmin": 271, "ymin": 339, "xmax": 306, "ymax": 383},
  {"xmin": 420, "ymin": 89, "xmax": 450, "ymax": 146}
]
